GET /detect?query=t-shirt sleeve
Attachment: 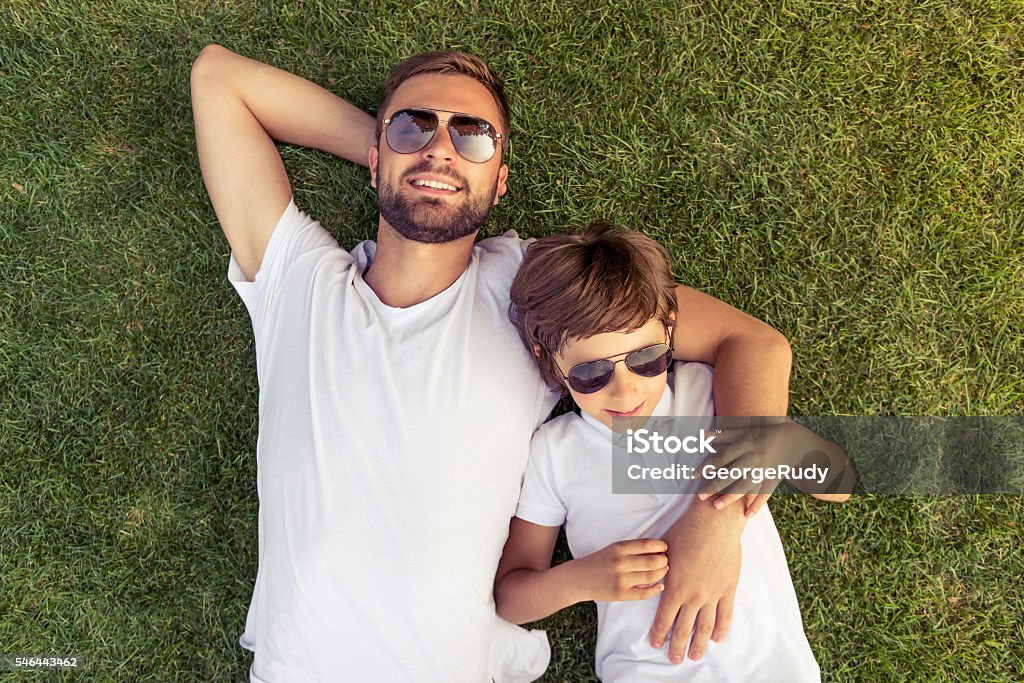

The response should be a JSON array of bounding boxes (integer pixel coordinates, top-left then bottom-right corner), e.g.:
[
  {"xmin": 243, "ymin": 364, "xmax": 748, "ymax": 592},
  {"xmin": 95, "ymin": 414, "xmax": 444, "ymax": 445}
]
[
  {"xmin": 670, "ymin": 361, "xmax": 715, "ymax": 417},
  {"xmin": 515, "ymin": 428, "xmax": 567, "ymax": 527},
  {"xmin": 474, "ymin": 230, "xmax": 536, "ymax": 291},
  {"xmin": 227, "ymin": 199, "xmax": 341, "ymax": 342}
]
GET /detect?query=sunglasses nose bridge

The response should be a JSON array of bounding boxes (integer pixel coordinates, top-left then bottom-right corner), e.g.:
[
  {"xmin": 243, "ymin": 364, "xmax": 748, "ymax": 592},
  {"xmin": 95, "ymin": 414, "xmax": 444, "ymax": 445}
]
[
  {"xmin": 419, "ymin": 118, "xmax": 458, "ymax": 160},
  {"xmin": 604, "ymin": 359, "xmax": 640, "ymax": 396}
]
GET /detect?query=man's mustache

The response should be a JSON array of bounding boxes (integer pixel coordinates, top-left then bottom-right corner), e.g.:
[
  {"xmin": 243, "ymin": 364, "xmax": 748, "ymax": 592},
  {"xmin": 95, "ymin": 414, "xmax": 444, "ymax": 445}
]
[{"xmin": 401, "ymin": 160, "xmax": 468, "ymax": 189}]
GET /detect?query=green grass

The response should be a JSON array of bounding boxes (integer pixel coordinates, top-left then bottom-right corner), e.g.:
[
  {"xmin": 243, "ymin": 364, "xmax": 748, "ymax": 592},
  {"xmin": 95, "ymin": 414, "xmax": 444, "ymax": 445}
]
[{"xmin": 1, "ymin": 0, "xmax": 1022, "ymax": 680}]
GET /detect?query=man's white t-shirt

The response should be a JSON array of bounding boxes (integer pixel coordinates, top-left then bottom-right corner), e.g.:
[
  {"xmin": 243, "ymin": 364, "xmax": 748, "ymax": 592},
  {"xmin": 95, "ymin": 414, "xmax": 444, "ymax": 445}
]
[
  {"xmin": 229, "ymin": 200, "xmax": 558, "ymax": 682},
  {"xmin": 516, "ymin": 362, "xmax": 821, "ymax": 683}
]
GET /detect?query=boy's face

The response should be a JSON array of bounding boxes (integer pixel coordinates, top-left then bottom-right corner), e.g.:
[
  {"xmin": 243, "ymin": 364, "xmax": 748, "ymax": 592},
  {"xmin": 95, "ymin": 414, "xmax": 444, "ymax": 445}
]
[{"xmin": 554, "ymin": 318, "xmax": 672, "ymax": 432}]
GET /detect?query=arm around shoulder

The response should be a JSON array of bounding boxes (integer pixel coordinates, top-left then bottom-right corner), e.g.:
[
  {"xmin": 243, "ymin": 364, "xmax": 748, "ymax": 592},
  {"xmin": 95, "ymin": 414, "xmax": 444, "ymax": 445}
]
[{"xmin": 672, "ymin": 285, "xmax": 792, "ymax": 416}]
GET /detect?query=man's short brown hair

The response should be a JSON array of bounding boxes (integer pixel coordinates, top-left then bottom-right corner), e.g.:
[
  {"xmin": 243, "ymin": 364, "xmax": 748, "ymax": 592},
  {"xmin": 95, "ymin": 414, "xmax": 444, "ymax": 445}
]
[
  {"xmin": 376, "ymin": 51, "xmax": 510, "ymax": 142},
  {"xmin": 509, "ymin": 222, "xmax": 678, "ymax": 397}
]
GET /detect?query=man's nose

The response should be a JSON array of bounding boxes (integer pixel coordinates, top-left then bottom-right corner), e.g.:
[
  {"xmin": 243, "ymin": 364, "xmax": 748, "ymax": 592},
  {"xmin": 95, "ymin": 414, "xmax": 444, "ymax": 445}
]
[{"xmin": 421, "ymin": 123, "xmax": 457, "ymax": 161}]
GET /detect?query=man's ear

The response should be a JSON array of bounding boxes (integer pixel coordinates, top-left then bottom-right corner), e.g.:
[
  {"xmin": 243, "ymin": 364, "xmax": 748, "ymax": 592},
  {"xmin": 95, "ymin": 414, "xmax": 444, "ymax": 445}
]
[
  {"xmin": 368, "ymin": 145, "xmax": 379, "ymax": 189},
  {"xmin": 532, "ymin": 343, "xmax": 541, "ymax": 357},
  {"xmin": 492, "ymin": 163, "xmax": 508, "ymax": 205}
]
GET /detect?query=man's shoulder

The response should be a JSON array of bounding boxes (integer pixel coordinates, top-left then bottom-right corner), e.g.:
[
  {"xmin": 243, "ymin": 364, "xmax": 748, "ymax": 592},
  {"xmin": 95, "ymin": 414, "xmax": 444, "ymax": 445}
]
[
  {"xmin": 470, "ymin": 230, "xmax": 532, "ymax": 296},
  {"xmin": 475, "ymin": 229, "xmax": 529, "ymax": 253}
]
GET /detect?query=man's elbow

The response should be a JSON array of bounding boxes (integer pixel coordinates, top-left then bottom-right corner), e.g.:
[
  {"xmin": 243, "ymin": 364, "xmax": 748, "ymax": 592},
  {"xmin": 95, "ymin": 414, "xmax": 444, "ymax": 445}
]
[
  {"xmin": 759, "ymin": 327, "xmax": 792, "ymax": 370},
  {"xmin": 726, "ymin": 325, "xmax": 791, "ymax": 373}
]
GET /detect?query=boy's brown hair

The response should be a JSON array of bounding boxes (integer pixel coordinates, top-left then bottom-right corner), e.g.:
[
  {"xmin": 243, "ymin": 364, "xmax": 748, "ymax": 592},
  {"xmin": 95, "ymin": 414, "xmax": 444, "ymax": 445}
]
[
  {"xmin": 509, "ymin": 221, "xmax": 678, "ymax": 397},
  {"xmin": 376, "ymin": 51, "xmax": 510, "ymax": 144}
]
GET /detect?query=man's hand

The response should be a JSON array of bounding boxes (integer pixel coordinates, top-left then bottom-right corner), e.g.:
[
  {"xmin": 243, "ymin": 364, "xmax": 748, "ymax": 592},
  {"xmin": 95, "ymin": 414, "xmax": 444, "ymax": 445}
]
[
  {"xmin": 698, "ymin": 420, "xmax": 854, "ymax": 511},
  {"xmin": 651, "ymin": 502, "xmax": 743, "ymax": 663},
  {"xmin": 569, "ymin": 538, "xmax": 670, "ymax": 603},
  {"xmin": 697, "ymin": 422, "xmax": 792, "ymax": 514}
]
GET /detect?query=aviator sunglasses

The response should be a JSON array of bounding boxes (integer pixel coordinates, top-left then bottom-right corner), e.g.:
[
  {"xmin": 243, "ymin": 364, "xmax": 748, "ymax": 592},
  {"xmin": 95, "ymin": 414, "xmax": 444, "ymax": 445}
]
[
  {"xmin": 382, "ymin": 108, "xmax": 503, "ymax": 163},
  {"xmin": 559, "ymin": 343, "xmax": 674, "ymax": 395}
]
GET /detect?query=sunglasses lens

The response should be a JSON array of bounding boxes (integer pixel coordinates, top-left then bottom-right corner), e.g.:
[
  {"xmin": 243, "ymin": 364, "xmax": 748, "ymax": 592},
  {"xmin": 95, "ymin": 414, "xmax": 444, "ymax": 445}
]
[
  {"xmin": 626, "ymin": 344, "xmax": 673, "ymax": 377},
  {"xmin": 449, "ymin": 115, "xmax": 498, "ymax": 163},
  {"xmin": 567, "ymin": 360, "xmax": 615, "ymax": 394},
  {"xmin": 386, "ymin": 110, "xmax": 438, "ymax": 154}
]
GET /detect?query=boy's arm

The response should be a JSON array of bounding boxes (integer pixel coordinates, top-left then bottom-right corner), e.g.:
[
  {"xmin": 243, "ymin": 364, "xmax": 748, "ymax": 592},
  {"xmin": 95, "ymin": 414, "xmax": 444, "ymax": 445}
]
[
  {"xmin": 651, "ymin": 285, "xmax": 793, "ymax": 664},
  {"xmin": 494, "ymin": 519, "xmax": 571, "ymax": 625},
  {"xmin": 494, "ymin": 519, "xmax": 669, "ymax": 625},
  {"xmin": 190, "ymin": 44, "xmax": 376, "ymax": 281}
]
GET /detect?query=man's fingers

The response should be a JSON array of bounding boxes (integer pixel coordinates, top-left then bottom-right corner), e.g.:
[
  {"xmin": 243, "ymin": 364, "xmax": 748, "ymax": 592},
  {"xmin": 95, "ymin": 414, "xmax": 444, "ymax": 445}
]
[
  {"xmin": 711, "ymin": 591, "xmax": 735, "ymax": 642},
  {"xmin": 648, "ymin": 597, "xmax": 681, "ymax": 649},
  {"xmin": 701, "ymin": 475, "xmax": 758, "ymax": 505},
  {"xmin": 667, "ymin": 603, "xmax": 698, "ymax": 664},
  {"xmin": 709, "ymin": 489, "xmax": 754, "ymax": 511},
  {"xmin": 744, "ymin": 492, "xmax": 772, "ymax": 518},
  {"xmin": 701, "ymin": 440, "xmax": 749, "ymax": 471},
  {"xmin": 687, "ymin": 605, "xmax": 716, "ymax": 660}
]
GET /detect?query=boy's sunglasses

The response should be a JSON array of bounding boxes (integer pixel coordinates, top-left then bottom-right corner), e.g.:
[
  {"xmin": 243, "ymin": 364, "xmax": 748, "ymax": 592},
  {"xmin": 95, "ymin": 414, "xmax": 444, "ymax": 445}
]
[
  {"xmin": 559, "ymin": 343, "xmax": 674, "ymax": 395},
  {"xmin": 382, "ymin": 108, "xmax": 503, "ymax": 163}
]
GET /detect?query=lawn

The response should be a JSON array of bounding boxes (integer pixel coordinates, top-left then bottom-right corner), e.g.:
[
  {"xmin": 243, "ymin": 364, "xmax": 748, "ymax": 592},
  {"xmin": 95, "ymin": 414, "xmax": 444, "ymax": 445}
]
[{"xmin": 1, "ymin": 1, "xmax": 1021, "ymax": 681}]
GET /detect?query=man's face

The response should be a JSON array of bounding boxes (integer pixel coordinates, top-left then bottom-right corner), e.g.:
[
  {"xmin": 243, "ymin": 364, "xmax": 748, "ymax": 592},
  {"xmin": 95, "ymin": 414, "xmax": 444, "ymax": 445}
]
[{"xmin": 369, "ymin": 74, "xmax": 508, "ymax": 244}]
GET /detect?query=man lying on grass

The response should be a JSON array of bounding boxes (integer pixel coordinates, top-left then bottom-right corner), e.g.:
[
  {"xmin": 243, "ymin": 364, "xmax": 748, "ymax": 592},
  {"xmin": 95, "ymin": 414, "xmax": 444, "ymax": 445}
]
[{"xmin": 190, "ymin": 45, "xmax": 794, "ymax": 682}]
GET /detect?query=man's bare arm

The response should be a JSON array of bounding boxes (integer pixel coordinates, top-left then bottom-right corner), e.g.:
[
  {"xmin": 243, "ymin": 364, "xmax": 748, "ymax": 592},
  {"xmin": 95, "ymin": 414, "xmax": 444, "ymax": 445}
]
[
  {"xmin": 652, "ymin": 285, "xmax": 793, "ymax": 663},
  {"xmin": 672, "ymin": 285, "xmax": 792, "ymax": 415},
  {"xmin": 190, "ymin": 44, "xmax": 376, "ymax": 280}
]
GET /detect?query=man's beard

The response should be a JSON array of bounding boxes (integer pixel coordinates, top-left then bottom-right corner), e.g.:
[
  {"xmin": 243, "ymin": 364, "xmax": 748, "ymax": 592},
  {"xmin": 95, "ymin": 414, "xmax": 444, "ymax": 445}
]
[{"xmin": 377, "ymin": 168, "xmax": 497, "ymax": 244}]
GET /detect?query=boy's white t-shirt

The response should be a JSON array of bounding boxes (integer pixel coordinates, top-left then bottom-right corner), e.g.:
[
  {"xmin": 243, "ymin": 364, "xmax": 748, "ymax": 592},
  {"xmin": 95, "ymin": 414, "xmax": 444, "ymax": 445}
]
[
  {"xmin": 516, "ymin": 362, "xmax": 821, "ymax": 683},
  {"xmin": 229, "ymin": 200, "xmax": 558, "ymax": 682}
]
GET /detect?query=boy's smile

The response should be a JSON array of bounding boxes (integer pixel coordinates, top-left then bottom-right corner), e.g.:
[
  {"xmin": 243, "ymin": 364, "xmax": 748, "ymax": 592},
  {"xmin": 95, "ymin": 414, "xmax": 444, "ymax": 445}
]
[{"xmin": 554, "ymin": 318, "xmax": 673, "ymax": 432}]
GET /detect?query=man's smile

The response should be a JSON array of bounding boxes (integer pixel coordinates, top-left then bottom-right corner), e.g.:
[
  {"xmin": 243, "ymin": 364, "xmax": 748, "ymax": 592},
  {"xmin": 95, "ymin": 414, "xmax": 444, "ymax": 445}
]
[{"xmin": 409, "ymin": 177, "xmax": 461, "ymax": 194}]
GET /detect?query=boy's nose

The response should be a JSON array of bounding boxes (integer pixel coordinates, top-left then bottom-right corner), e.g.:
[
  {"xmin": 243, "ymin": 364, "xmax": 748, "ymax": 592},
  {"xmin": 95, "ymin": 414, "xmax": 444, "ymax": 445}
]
[{"xmin": 606, "ymin": 364, "xmax": 640, "ymax": 399}]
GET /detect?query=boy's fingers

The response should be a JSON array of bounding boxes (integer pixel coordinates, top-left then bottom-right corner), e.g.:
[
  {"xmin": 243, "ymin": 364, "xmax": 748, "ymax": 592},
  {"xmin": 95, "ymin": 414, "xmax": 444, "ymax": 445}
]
[
  {"xmin": 620, "ymin": 553, "xmax": 668, "ymax": 575},
  {"xmin": 633, "ymin": 566, "xmax": 670, "ymax": 586},
  {"xmin": 688, "ymin": 605, "xmax": 716, "ymax": 660},
  {"xmin": 635, "ymin": 583, "xmax": 666, "ymax": 601},
  {"xmin": 620, "ymin": 538, "xmax": 668, "ymax": 555}
]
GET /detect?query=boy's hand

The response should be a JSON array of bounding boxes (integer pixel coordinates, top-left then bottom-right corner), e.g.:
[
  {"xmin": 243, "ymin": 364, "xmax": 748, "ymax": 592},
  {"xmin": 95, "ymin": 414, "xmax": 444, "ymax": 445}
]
[
  {"xmin": 653, "ymin": 511, "xmax": 742, "ymax": 663},
  {"xmin": 570, "ymin": 539, "xmax": 670, "ymax": 603}
]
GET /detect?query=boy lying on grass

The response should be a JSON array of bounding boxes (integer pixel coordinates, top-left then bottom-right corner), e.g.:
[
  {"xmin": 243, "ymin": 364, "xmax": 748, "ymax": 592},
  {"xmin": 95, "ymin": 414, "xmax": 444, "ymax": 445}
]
[{"xmin": 495, "ymin": 223, "xmax": 851, "ymax": 682}]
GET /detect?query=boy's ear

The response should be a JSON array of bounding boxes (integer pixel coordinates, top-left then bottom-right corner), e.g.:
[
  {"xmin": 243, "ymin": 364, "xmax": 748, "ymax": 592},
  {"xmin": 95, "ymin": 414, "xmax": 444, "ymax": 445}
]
[{"xmin": 532, "ymin": 343, "xmax": 541, "ymax": 357}]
